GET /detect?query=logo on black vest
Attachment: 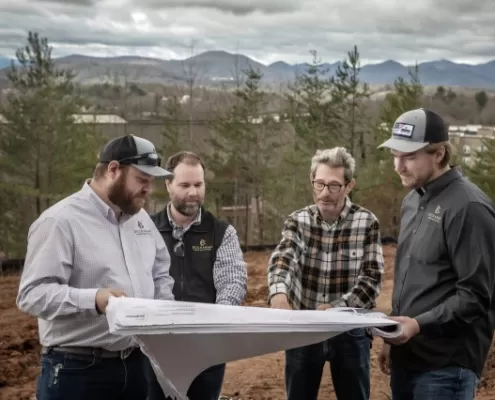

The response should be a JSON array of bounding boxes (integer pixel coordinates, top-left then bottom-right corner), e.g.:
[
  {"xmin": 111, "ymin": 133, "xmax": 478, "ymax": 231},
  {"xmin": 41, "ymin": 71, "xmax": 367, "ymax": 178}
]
[{"xmin": 192, "ymin": 239, "xmax": 213, "ymax": 252}]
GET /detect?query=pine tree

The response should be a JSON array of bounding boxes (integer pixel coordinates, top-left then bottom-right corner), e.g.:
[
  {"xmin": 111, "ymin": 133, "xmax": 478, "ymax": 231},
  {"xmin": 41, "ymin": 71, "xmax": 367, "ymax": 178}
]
[
  {"xmin": 464, "ymin": 138, "xmax": 495, "ymax": 200},
  {"xmin": 0, "ymin": 32, "xmax": 104, "ymax": 257},
  {"xmin": 207, "ymin": 67, "xmax": 286, "ymax": 244}
]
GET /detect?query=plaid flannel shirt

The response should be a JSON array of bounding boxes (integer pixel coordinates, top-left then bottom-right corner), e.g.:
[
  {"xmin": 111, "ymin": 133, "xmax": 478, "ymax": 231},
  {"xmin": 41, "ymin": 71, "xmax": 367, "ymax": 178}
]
[{"xmin": 267, "ymin": 197, "xmax": 384, "ymax": 310}]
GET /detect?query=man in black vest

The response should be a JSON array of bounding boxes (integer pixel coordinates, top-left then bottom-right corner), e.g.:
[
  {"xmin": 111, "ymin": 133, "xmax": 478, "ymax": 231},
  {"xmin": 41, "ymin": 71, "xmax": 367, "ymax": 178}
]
[{"xmin": 144, "ymin": 151, "xmax": 248, "ymax": 400}]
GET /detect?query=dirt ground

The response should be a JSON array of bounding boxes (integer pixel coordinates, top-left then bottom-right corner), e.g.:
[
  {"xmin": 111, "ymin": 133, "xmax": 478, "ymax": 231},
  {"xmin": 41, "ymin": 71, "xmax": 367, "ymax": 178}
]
[{"xmin": 0, "ymin": 246, "xmax": 494, "ymax": 399}]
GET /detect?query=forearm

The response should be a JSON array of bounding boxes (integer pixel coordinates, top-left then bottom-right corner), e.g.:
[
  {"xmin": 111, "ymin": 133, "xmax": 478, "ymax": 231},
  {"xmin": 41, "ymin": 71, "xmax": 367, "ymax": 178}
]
[
  {"xmin": 415, "ymin": 291, "xmax": 488, "ymax": 335},
  {"xmin": 268, "ymin": 216, "xmax": 301, "ymax": 302},
  {"xmin": 215, "ymin": 276, "xmax": 247, "ymax": 305},
  {"xmin": 152, "ymin": 232, "xmax": 175, "ymax": 300},
  {"xmin": 154, "ymin": 276, "xmax": 175, "ymax": 300},
  {"xmin": 267, "ymin": 251, "xmax": 296, "ymax": 297},
  {"xmin": 213, "ymin": 257, "xmax": 247, "ymax": 305},
  {"xmin": 17, "ymin": 280, "xmax": 98, "ymax": 320},
  {"xmin": 331, "ymin": 220, "xmax": 384, "ymax": 309},
  {"xmin": 331, "ymin": 243, "xmax": 384, "ymax": 309},
  {"xmin": 267, "ymin": 260, "xmax": 293, "ymax": 300},
  {"xmin": 330, "ymin": 273, "xmax": 382, "ymax": 309}
]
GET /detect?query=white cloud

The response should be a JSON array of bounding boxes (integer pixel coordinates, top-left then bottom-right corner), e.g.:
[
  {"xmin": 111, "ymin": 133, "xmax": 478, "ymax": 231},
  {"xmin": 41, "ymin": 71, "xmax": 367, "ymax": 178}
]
[{"xmin": 1, "ymin": 0, "xmax": 495, "ymax": 65}]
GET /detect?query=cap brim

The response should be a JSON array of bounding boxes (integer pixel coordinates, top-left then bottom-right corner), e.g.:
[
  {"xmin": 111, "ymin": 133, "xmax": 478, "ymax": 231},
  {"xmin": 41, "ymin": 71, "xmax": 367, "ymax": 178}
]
[
  {"xmin": 132, "ymin": 164, "xmax": 174, "ymax": 178},
  {"xmin": 377, "ymin": 138, "xmax": 429, "ymax": 153}
]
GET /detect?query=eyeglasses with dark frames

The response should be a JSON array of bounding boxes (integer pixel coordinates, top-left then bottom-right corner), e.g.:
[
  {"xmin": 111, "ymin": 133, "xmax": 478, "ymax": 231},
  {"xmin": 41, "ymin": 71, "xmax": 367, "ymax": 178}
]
[
  {"xmin": 118, "ymin": 152, "xmax": 162, "ymax": 167},
  {"xmin": 312, "ymin": 180, "xmax": 347, "ymax": 193}
]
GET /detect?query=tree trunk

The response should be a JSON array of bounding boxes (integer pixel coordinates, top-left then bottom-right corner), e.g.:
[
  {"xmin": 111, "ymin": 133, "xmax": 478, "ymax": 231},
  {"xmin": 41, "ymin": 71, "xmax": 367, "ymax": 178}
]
[
  {"xmin": 255, "ymin": 191, "xmax": 264, "ymax": 245},
  {"xmin": 35, "ymin": 157, "xmax": 42, "ymax": 216},
  {"xmin": 244, "ymin": 192, "xmax": 249, "ymax": 251}
]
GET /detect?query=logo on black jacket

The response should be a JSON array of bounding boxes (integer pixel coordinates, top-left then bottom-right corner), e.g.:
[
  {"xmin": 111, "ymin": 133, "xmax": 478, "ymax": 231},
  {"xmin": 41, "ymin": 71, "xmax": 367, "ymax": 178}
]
[{"xmin": 192, "ymin": 239, "xmax": 213, "ymax": 252}]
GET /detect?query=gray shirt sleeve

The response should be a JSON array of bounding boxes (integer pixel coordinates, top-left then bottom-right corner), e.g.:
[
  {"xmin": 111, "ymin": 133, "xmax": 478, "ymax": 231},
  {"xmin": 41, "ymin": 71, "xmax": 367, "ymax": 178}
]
[
  {"xmin": 151, "ymin": 226, "xmax": 175, "ymax": 300},
  {"xmin": 16, "ymin": 217, "xmax": 99, "ymax": 320},
  {"xmin": 415, "ymin": 202, "xmax": 495, "ymax": 334}
]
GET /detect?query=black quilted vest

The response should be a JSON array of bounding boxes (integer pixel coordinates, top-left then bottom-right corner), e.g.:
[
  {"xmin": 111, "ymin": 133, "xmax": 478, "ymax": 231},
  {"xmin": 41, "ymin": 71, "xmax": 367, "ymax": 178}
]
[{"xmin": 150, "ymin": 207, "xmax": 228, "ymax": 303}]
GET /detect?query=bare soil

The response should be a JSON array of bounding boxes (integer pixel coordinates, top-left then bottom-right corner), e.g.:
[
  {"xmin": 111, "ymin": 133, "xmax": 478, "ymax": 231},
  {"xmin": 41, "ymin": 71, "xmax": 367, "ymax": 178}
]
[{"xmin": 0, "ymin": 246, "xmax": 494, "ymax": 399}]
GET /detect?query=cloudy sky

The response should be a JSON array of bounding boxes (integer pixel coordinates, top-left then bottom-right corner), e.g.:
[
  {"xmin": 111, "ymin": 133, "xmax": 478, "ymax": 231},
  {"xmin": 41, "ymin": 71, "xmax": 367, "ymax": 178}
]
[{"xmin": 0, "ymin": 0, "xmax": 493, "ymax": 65}]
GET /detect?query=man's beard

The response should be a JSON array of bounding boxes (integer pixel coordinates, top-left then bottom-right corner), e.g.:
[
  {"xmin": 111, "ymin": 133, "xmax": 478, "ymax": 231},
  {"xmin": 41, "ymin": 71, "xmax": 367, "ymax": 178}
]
[
  {"xmin": 108, "ymin": 173, "xmax": 146, "ymax": 215},
  {"xmin": 172, "ymin": 198, "xmax": 202, "ymax": 217}
]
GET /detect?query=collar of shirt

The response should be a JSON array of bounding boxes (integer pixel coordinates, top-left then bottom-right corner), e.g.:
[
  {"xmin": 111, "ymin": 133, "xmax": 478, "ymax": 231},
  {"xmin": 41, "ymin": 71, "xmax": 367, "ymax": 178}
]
[
  {"xmin": 311, "ymin": 196, "xmax": 353, "ymax": 230},
  {"xmin": 81, "ymin": 179, "xmax": 116, "ymax": 221},
  {"xmin": 415, "ymin": 167, "xmax": 463, "ymax": 200},
  {"xmin": 166, "ymin": 202, "xmax": 202, "ymax": 232},
  {"xmin": 80, "ymin": 179, "xmax": 133, "ymax": 224}
]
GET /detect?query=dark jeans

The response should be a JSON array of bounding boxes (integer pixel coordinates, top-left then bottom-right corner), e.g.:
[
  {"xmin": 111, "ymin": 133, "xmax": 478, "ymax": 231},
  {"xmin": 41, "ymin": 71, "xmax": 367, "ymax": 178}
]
[
  {"xmin": 143, "ymin": 356, "xmax": 226, "ymax": 400},
  {"xmin": 285, "ymin": 327, "xmax": 371, "ymax": 400},
  {"xmin": 391, "ymin": 365, "xmax": 479, "ymax": 400},
  {"xmin": 36, "ymin": 347, "xmax": 148, "ymax": 400}
]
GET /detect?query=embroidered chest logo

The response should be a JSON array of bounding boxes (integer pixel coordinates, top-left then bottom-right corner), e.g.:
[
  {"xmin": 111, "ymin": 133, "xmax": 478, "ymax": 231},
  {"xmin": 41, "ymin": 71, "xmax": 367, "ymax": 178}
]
[
  {"xmin": 192, "ymin": 239, "xmax": 213, "ymax": 252},
  {"xmin": 427, "ymin": 205, "xmax": 443, "ymax": 223},
  {"xmin": 134, "ymin": 220, "xmax": 152, "ymax": 236}
]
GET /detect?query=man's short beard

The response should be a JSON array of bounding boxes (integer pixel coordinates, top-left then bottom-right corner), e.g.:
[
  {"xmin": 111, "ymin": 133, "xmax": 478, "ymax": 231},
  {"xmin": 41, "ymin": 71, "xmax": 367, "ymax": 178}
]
[{"xmin": 173, "ymin": 200, "xmax": 201, "ymax": 217}]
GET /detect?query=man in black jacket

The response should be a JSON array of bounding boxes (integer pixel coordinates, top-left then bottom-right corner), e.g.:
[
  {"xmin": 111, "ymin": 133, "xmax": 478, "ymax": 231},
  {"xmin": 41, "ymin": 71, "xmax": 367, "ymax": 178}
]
[
  {"xmin": 144, "ymin": 151, "xmax": 248, "ymax": 400},
  {"xmin": 377, "ymin": 108, "xmax": 495, "ymax": 400}
]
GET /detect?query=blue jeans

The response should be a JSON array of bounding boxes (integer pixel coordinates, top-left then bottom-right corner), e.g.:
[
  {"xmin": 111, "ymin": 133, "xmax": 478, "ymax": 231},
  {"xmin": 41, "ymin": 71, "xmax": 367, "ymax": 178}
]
[
  {"xmin": 391, "ymin": 365, "xmax": 479, "ymax": 400},
  {"xmin": 285, "ymin": 328, "xmax": 371, "ymax": 400},
  {"xmin": 36, "ymin": 347, "xmax": 148, "ymax": 400},
  {"xmin": 143, "ymin": 356, "xmax": 225, "ymax": 400}
]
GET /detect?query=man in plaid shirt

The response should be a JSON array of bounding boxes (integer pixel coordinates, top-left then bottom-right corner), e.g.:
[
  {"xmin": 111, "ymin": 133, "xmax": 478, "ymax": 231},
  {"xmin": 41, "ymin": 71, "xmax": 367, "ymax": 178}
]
[{"xmin": 268, "ymin": 147, "xmax": 384, "ymax": 400}]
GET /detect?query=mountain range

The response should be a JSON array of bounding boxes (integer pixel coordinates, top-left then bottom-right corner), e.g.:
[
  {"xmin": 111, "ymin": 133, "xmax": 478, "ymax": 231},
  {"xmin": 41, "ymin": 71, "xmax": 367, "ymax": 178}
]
[{"xmin": 1, "ymin": 50, "xmax": 495, "ymax": 89}]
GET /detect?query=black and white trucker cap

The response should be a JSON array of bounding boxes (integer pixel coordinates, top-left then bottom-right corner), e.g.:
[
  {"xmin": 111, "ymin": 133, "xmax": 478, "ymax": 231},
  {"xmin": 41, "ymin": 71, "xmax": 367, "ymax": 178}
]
[
  {"xmin": 378, "ymin": 108, "xmax": 449, "ymax": 153},
  {"xmin": 99, "ymin": 134, "xmax": 173, "ymax": 178}
]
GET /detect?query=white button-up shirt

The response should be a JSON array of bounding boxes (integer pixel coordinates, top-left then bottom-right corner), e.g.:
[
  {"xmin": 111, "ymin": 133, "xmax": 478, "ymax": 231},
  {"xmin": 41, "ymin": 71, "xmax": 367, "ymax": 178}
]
[{"xmin": 17, "ymin": 180, "xmax": 175, "ymax": 351}]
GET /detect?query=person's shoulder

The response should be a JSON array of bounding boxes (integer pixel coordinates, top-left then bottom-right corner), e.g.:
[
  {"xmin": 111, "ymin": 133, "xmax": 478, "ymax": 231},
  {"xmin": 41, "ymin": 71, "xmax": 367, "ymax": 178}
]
[
  {"xmin": 452, "ymin": 176, "xmax": 493, "ymax": 204},
  {"xmin": 286, "ymin": 205, "xmax": 315, "ymax": 225},
  {"xmin": 349, "ymin": 202, "xmax": 380, "ymax": 225},
  {"xmin": 28, "ymin": 192, "xmax": 82, "ymax": 234},
  {"xmin": 443, "ymin": 199, "xmax": 495, "ymax": 238},
  {"xmin": 37, "ymin": 192, "xmax": 83, "ymax": 221},
  {"xmin": 203, "ymin": 209, "xmax": 228, "ymax": 226},
  {"xmin": 399, "ymin": 189, "xmax": 419, "ymax": 208},
  {"xmin": 438, "ymin": 175, "xmax": 494, "ymax": 221},
  {"xmin": 403, "ymin": 189, "xmax": 418, "ymax": 202},
  {"xmin": 202, "ymin": 210, "xmax": 233, "ymax": 244},
  {"xmin": 450, "ymin": 197, "xmax": 495, "ymax": 221},
  {"xmin": 200, "ymin": 210, "xmax": 239, "ymax": 249}
]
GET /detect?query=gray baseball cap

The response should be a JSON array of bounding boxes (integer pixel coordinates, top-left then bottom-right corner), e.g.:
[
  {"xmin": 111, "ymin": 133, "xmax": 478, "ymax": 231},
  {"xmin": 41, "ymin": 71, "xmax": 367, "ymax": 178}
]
[{"xmin": 377, "ymin": 108, "xmax": 449, "ymax": 153}]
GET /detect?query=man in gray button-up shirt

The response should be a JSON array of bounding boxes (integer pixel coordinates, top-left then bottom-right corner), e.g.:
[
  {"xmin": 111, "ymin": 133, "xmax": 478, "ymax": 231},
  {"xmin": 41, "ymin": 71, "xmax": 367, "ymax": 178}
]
[
  {"xmin": 17, "ymin": 134, "xmax": 176, "ymax": 400},
  {"xmin": 376, "ymin": 109, "xmax": 495, "ymax": 400}
]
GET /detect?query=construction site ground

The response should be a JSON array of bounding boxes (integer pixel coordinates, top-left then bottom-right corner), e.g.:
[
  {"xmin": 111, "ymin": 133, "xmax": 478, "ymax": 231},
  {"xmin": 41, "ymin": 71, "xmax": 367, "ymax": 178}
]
[{"xmin": 1, "ymin": 245, "xmax": 494, "ymax": 399}]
